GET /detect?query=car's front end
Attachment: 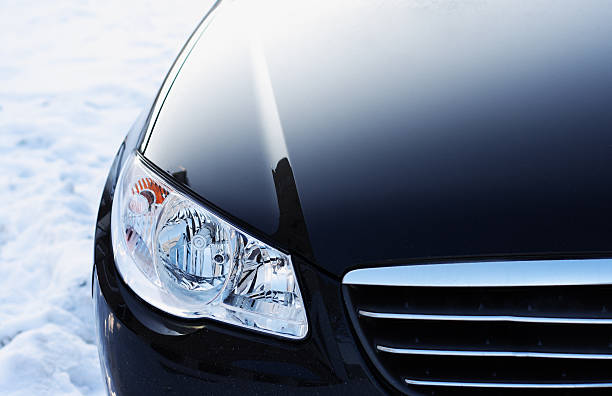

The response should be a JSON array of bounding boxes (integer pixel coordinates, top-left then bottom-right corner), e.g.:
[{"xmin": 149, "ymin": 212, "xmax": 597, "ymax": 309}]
[{"xmin": 94, "ymin": 1, "xmax": 612, "ymax": 395}]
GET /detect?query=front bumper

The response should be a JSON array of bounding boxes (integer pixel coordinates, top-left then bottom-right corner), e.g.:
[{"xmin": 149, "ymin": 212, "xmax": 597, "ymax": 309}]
[{"xmin": 92, "ymin": 146, "xmax": 389, "ymax": 396}]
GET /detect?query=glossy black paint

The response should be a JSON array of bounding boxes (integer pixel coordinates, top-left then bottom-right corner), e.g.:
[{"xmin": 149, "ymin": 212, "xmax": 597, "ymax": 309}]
[{"xmin": 143, "ymin": 1, "xmax": 612, "ymax": 278}]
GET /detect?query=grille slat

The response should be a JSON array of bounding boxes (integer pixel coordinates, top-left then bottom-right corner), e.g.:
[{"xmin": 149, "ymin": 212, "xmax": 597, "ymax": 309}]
[
  {"xmin": 343, "ymin": 260, "xmax": 612, "ymax": 394},
  {"xmin": 359, "ymin": 310, "xmax": 612, "ymax": 324},
  {"xmin": 377, "ymin": 345, "xmax": 612, "ymax": 359},
  {"xmin": 404, "ymin": 379, "xmax": 612, "ymax": 389}
]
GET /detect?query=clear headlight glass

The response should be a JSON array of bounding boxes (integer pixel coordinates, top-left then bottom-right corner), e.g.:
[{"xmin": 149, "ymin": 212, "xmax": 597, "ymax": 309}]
[{"xmin": 111, "ymin": 153, "xmax": 308, "ymax": 339}]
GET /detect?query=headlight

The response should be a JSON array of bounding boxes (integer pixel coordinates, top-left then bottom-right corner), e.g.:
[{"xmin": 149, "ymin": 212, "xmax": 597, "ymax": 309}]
[{"xmin": 111, "ymin": 153, "xmax": 308, "ymax": 339}]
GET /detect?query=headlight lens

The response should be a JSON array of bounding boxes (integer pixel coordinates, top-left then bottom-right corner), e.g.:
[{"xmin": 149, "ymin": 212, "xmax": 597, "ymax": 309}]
[{"xmin": 111, "ymin": 153, "xmax": 308, "ymax": 339}]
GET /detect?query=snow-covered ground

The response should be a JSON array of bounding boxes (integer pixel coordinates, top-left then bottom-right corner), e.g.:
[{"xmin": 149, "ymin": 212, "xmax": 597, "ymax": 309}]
[{"xmin": 0, "ymin": 1, "xmax": 214, "ymax": 394}]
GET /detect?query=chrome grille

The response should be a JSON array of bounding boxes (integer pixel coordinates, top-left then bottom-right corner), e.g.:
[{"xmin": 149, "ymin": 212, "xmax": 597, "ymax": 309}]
[{"xmin": 343, "ymin": 259, "xmax": 612, "ymax": 394}]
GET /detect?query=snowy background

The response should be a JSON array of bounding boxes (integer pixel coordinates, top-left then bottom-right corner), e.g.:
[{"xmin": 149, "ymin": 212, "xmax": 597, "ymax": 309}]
[{"xmin": 0, "ymin": 1, "xmax": 214, "ymax": 394}]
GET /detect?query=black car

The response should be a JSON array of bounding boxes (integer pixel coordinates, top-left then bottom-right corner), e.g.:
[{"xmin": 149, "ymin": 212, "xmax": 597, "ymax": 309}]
[{"xmin": 93, "ymin": 1, "xmax": 612, "ymax": 395}]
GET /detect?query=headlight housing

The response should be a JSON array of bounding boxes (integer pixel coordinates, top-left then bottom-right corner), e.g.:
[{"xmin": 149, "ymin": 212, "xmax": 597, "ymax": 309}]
[{"xmin": 111, "ymin": 153, "xmax": 308, "ymax": 339}]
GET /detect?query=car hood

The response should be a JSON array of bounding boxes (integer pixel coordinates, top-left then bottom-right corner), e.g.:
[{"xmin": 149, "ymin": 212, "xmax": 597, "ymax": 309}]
[{"xmin": 142, "ymin": 0, "xmax": 612, "ymax": 278}]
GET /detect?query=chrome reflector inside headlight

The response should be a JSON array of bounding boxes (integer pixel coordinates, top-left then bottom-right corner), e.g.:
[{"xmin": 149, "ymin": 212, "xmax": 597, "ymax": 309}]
[{"xmin": 111, "ymin": 153, "xmax": 308, "ymax": 339}]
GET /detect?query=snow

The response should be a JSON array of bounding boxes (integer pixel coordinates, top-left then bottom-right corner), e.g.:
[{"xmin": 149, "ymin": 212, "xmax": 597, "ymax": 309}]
[{"xmin": 0, "ymin": 1, "xmax": 215, "ymax": 394}]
